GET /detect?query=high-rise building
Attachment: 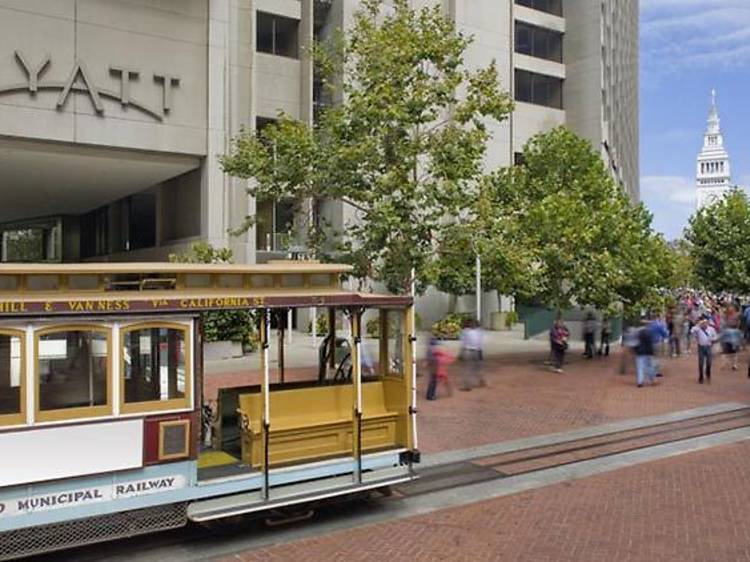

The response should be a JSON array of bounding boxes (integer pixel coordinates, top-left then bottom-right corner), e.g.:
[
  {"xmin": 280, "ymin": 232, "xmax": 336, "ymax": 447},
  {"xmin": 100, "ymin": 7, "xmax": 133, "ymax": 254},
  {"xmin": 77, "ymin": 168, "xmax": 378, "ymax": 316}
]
[
  {"xmin": 0, "ymin": 0, "xmax": 638, "ymax": 270},
  {"xmin": 696, "ymin": 90, "xmax": 732, "ymax": 210}
]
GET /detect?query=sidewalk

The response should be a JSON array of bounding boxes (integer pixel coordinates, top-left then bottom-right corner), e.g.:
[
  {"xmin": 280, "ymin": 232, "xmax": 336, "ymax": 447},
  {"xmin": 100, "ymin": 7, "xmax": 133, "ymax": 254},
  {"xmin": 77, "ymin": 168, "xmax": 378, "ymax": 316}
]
[{"xmin": 221, "ymin": 439, "xmax": 750, "ymax": 562}]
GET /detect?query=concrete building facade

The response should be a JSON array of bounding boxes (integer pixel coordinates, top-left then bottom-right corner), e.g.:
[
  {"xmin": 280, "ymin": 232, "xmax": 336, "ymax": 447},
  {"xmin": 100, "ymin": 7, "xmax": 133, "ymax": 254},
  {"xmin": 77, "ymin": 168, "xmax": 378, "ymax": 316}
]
[{"xmin": 0, "ymin": 0, "xmax": 638, "ymax": 324}]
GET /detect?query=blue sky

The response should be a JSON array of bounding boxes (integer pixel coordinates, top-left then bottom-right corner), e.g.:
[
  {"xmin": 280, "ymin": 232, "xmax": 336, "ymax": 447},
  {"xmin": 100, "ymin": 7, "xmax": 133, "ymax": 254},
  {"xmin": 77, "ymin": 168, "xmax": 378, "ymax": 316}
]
[{"xmin": 640, "ymin": 0, "xmax": 750, "ymax": 240}]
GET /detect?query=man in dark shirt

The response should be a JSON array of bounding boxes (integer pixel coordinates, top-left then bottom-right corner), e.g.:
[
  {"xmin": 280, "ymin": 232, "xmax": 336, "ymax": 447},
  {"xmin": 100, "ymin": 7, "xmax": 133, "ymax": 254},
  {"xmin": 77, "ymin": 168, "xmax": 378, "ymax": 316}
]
[{"xmin": 635, "ymin": 325, "xmax": 655, "ymax": 388}]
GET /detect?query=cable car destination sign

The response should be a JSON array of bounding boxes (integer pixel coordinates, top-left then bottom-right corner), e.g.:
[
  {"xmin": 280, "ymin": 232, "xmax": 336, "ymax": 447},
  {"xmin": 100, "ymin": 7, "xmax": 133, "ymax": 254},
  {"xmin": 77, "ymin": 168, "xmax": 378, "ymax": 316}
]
[{"xmin": 0, "ymin": 294, "xmax": 410, "ymax": 316}]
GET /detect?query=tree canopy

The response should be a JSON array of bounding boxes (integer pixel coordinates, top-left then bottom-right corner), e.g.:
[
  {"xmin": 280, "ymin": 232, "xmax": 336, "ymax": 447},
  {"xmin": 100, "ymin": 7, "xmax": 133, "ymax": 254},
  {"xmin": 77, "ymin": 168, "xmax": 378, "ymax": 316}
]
[
  {"xmin": 221, "ymin": 0, "xmax": 513, "ymax": 294},
  {"xmin": 473, "ymin": 127, "xmax": 674, "ymax": 313},
  {"xmin": 685, "ymin": 189, "xmax": 750, "ymax": 294}
]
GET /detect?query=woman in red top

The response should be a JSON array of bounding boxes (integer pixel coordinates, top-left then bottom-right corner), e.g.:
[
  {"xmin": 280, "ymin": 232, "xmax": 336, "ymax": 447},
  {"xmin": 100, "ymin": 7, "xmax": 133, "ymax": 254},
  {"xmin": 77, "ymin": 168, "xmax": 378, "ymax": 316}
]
[{"xmin": 425, "ymin": 337, "xmax": 454, "ymax": 400}]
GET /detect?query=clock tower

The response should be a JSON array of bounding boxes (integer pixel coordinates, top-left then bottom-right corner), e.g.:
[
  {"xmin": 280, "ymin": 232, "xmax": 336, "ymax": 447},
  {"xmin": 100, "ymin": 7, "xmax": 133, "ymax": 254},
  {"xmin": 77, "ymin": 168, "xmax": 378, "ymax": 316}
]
[{"xmin": 696, "ymin": 89, "xmax": 732, "ymax": 209}]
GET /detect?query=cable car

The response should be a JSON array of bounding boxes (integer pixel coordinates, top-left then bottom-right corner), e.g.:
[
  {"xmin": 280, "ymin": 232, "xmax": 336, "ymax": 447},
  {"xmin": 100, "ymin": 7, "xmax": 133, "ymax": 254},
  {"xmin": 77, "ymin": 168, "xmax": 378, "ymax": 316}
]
[{"xmin": 0, "ymin": 262, "xmax": 418, "ymax": 560}]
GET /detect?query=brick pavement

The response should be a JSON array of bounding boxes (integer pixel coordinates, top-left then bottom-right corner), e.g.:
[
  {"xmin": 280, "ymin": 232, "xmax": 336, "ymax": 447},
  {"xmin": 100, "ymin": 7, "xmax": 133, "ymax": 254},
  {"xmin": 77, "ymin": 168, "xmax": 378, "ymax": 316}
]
[
  {"xmin": 218, "ymin": 439, "xmax": 750, "ymax": 562},
  {"xmin": 205, "ymin": 348, "xmax": 750, "ymax": 454}
]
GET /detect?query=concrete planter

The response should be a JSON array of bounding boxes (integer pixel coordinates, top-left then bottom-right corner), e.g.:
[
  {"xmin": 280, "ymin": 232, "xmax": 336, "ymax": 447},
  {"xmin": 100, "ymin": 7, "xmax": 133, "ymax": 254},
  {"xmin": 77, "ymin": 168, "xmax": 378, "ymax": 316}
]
[
  {"xmin": 204, "ymin": 340, "xmax": 243, "ymax": 361},
  {"xmin": 491, "ymin": 311, "xmax": 510, "ymax": 331}
]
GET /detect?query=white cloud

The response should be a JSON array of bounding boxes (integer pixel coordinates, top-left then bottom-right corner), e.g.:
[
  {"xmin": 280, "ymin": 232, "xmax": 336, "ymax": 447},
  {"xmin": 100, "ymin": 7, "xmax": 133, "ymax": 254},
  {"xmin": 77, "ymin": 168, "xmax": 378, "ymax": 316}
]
[
  {"xmin": 641, "ymin": 175, "xmax": 696, "ymax": 205},
  {"xmin": 642, "ymin": 3, "xmax": 750, "ymax": 72}
]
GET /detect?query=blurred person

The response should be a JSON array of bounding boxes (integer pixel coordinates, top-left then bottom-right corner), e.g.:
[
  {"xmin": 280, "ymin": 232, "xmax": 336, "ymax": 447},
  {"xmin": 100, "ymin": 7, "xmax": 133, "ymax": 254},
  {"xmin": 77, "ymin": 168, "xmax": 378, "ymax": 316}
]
[
  {"xmin": 687, "ymin": 305, "xmax": 701, "ymax": 354},
  {"xmin": 425, "ymin": 337, "xmax": 453, "ymax": 400},
  {"xmin": 598, "ymin": 315, "xmax": 611, "ymax": 357},
  {"xmin": 459, "ymin": 319, "xmax": 484, "ymax": 390},
  {"xmin": 669, "ymin": 306, "xmax": 684, "ymax": 357},
  {"xmin": 743, "ymin": 303, "xmax": 750, "ymax": 343},
  {"xmin": 648, "ymin": 313, "xmax": 669, "ymax": 377},
  {"xmin": 583, "ymin": 311, "xmax": 597, "ymax": 359},
  {"xmin": 691, "ymin": 315, "xmax": 718, "ymax": 384},
  {"xmin": 620, "ymin": 324, "xmax": 639, "ymax": 375},
  {"xmin": 635, "ymin": 321, "xmax": 656, "ymax": 388},
  {"xmin": 549, "ymin": 318, "xmax": 569, "ymax": 374},
  {"xmin": 720, "ymin": 305, "xmax": 741, "ymax": 371}
]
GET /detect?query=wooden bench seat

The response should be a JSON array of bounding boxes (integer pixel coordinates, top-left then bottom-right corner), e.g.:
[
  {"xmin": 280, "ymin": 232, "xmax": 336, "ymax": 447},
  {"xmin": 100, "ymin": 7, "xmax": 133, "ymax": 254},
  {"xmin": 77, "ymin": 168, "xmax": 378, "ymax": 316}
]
[{"xmin": 238, "ymin": 382, "xmax": 401, "ymax": 469}]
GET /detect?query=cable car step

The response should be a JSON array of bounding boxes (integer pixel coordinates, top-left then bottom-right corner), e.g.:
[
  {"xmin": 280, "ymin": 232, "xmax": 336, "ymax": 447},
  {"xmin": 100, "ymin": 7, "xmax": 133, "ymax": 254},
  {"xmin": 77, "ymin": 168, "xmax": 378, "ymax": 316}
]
[{"xmin": 187, "ymin": 472, "xmax": 414, "ymax": 522}]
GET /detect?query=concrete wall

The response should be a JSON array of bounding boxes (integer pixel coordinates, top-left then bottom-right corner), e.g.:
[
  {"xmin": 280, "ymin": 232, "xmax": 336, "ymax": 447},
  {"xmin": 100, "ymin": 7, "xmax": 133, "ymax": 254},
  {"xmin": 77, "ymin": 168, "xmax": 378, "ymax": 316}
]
[{"xmin": 0, "ymin": 0, "xmax": 209, "ymax": 156}]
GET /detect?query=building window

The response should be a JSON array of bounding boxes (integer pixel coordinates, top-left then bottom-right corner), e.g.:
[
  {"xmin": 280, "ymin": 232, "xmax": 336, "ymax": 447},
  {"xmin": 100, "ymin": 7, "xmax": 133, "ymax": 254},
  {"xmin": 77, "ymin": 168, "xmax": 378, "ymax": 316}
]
[
  {"xmin": 515, "ymin": 22, "xmax": 563, "ymax": 63},
  {"xmin": 122, "ymin": 324, "xmax": 190, "ymax": 414},
  {"xmin": 81, "ymin": 206, "xmax": 109, "ymax": 258},
  {"xmin": 257, "ymin": 11, "xmax": 299, "ymax": 58},
  {"xmin": 256, "ymin": 199, "xmax": 296, "ymax": 251},
  {"xmin": 515, "ymin": 0, "xmax": 563, "ymax": 17},
  {"xmin": 514, "ymin": 152, "xmax": 526, "ymax": 166},
  {"xmin": 37, "ymin": 327, "xmax": 110, "ymax": 422},
  {"xmin": 514, "ymin": 69, "xmax": 563, "ymax": 109},
  {"xmin": 0, "ymin": 218, "xmax": 62, "ymax": 263},
  {"xmin": 0, "ymin": 331, "xmax": 25, "ymax": 426}
]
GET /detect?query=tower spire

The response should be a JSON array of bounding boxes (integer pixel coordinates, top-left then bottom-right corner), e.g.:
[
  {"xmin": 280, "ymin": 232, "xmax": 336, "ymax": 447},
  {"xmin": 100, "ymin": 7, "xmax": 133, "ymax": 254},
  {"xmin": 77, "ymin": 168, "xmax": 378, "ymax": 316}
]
[{"xmin": 696, "ymin": 88, "xmax": 731, "ymax": 209}]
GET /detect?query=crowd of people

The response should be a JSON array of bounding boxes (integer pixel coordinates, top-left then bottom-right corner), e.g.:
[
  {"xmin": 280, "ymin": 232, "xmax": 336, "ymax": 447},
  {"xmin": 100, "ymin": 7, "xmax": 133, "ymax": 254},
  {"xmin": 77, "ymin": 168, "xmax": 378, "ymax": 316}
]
[{"xmin": 424, "ymin": 292, "xmax": 750, "ymax": 400}]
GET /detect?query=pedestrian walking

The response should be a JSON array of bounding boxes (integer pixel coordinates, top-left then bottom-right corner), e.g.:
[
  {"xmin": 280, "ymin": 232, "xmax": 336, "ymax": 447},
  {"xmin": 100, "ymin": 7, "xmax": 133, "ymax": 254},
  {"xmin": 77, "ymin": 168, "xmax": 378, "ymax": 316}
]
[
  {"xmin": 720, "ymin": 305, "xmax": 741, "ymax": 371},
  {"xmin": 583, "ymin": 311, "xmax": 596, "ymax": 359},
  {"xmin": 425, "ymin": 337, "xmax": 453, "ymax": 400},
  {"xmin": 649, "ymin": 313, "xmax": 669, "ymax": 377},
  {"xmin": 669, "ymin": 306, "xmax": 684, "ymax": 357},
  {"xmin": 425, "ymin": 336, "xmax": 439, "ymax": 400},
  {"xmin": 459, "ymin": 319, "xmax": 484, "ymax": 390},
  {"xmin": 743, "ymin": 303, "xmax": 750, "ymax": 344},
  {"xmin": 691, "ymin": 315, "xmax": 718, "ymax": 384},
  {"xmin": 686, "ymin": 306, "xmax": 700, "ymax": 354},
  {"xmin": 620, "ymin": 325, "xmax": 639, "ymax": 375},
  {"xmin": 549, "ymin": 318, "xmax": 569, "ymax": 373},
  {"xmin": 635, "ymin": 323, "xmax": 656, "ymax": 388},
  {"xmin": 598, "ymin": 316, "xmax": 611, "ymax": 357}
]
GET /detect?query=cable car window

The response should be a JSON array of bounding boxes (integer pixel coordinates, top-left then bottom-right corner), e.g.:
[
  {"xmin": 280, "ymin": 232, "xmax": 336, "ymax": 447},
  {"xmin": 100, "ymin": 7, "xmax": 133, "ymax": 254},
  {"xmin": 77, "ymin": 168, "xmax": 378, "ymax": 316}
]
[
  {"xmin": 37, "ymin": 328, "xmax": 110, "ymax": 421},
  {"xmin": 68, "ymin": 275, "xmax": 99, "ymax": 291},
  {"xmin": 218, "ymin": 274, "xmax": 243, "ymax": 288},
  {"xmin": 250, "ymin": 275, "xmax": 274, "ymax": 288},
  {"xmin": 386, "ymin": 310, "xmax": 405, "ymax": 377},
  {"xmin": 26, "ymin": 275, "xmax": 59, "ymax": 291},
  {"xmin": 184, "ymin": 274, "xmax": 212, "ymax": 288},
  {"xmin": 122, "ymin": 325, "xmax": 189, "ymax": 413},
  {"xmin": 280, "ymin": 274, "xmax": 304, "ymax": 288},
  {"xmin": 0, "ymin": 331, "xmax": 24, "ymax": 425},
  {"xmin": 0, "ymin": 275, "xmax": 18, "ymax": 291},
  {"xmin": 309, "ymin": 274, "xmax": 332, "ymax": 287}
]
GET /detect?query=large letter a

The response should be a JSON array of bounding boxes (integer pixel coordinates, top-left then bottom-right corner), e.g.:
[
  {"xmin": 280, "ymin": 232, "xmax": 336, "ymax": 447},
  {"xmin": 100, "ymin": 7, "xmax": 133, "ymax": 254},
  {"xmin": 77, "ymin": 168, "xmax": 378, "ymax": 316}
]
[{"xmin": 57, "ymin": 60, "xmax": 103, "ymax": 113}]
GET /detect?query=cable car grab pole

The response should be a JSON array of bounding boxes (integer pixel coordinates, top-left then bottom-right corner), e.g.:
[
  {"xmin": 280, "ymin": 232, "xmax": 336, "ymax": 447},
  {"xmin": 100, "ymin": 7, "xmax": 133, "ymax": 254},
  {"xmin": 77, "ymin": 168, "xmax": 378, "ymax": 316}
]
[
  {"xmin": 262, "ymin": 308, "xmax": 270, "ymax": 500},
  {"xmin": 410, "ymin": 268, "xmax": 418, "ymax": 451},
  {"xmin": 354, "ymin": 309, "xmax": 362, "ymax": 484}
]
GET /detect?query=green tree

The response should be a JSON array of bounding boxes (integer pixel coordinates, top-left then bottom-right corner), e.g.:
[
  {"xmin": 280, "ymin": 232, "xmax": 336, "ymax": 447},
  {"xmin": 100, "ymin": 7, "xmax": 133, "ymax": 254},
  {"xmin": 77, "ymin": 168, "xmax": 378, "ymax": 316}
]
[
  {"xmin": 169, "ymin": 242, "xmax": 257, "ymax": 347},
  {"xmin": 685, "ymin": 189, "xmax": 750, "ymax": 294},
  {"xmin": 429, "ymin": 178, "xmax": 532, "ymax": 306},
  {"xmin": 221, "ymin": 0, "xmax": 513, "ymax": 294},
  {"xmin": 486, "ymin": 127, "xmax": 667, "ymax": 313}
]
